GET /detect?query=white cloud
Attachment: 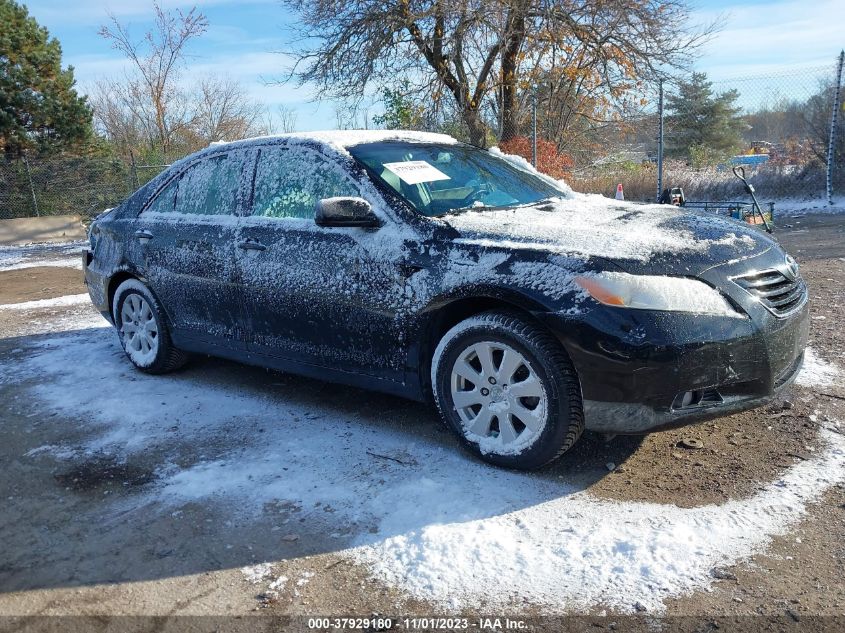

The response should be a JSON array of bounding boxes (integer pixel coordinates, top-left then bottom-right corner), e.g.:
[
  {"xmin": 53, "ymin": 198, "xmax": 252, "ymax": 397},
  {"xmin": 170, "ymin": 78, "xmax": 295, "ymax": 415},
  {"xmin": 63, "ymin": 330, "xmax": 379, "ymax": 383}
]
[{"xmin": 692, "ymin": 0, "xmax": 844, "ymax": 80}]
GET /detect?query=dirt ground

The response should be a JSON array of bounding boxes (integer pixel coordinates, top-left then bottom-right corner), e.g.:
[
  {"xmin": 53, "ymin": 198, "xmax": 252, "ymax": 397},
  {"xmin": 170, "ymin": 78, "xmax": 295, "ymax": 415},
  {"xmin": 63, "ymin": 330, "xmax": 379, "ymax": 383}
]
[
  {"xmin": 0, "ymin": 267, "xmax": 85, "ymax": 304},
  {"xmin": 0, "ymin": 214, "xmax": 843, "ymax": 632}
]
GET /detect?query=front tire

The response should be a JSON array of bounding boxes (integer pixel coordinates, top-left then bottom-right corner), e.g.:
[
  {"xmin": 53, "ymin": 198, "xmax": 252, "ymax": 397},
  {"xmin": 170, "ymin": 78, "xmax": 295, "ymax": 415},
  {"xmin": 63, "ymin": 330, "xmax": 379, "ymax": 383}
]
[
  {"xmin": 431, "ymin": 311, "xmax": 583, "ymax": 470},
  {"xmin": 112, "ymin": 279, "xmax": 188, "ymax": 374}
]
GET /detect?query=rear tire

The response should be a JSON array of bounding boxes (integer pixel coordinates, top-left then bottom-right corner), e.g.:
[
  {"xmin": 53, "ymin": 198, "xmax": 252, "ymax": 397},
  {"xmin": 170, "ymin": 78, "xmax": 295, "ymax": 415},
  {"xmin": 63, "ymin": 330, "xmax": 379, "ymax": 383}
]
[
  {"xmin": 431, "ymin": 310, "xmax": 583, "ymax": 470},
  {"xmin": 112, "ymin": 279, "xmax": 188, "ymax": 374}
]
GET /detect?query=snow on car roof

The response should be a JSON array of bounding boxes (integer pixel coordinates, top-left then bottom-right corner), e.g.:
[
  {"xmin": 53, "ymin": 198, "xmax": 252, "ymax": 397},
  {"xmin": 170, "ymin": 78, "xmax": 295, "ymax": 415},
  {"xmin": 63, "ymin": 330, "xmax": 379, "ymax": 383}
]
[{"xmin": 208, "ymin": 129, "xmax": 459, "ymax": 154}]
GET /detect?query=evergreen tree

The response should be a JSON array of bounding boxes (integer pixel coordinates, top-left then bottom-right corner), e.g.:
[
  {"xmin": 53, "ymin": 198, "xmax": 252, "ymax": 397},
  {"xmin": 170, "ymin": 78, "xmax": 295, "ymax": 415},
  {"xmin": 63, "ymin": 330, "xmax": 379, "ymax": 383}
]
[
  {"xmin": 0, "ymin": 0, "xmax": 93, "ymax": 157},
  {"xmin": 666, "ymin": 72, "xmax": 745, "ymax": 165}
]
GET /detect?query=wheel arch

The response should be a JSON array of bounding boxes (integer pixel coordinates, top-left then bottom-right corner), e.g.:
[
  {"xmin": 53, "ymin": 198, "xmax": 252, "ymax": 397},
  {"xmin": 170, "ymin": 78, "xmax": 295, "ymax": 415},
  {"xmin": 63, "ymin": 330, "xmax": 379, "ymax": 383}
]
[
  {"xmin": 106, "ymin": 270, "xmax": 175, "ymax": 329},
  {"xmin": 107, "ymin": 270, "xmax": 144, "ymax": 319},
  {"xmin": 417, "ymin": 291, "xmax": 573, "ymax": 402}
]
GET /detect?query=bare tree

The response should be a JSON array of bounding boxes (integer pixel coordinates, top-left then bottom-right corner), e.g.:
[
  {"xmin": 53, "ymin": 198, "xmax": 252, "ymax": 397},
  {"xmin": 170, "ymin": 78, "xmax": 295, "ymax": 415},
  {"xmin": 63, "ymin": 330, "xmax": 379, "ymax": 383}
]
[
  {"xmin": 192, "ymin": 77, "xmax": 265, "ymax": 143},
  {"xmin": 277, "ymin": 105, "xmax": 299, "ymax": 133},
  {"xmin": 98, "ymin": 2, "xmax": 208, "ymax": 156},
  {"xmin": 280, "ymin": 0, "xmax": 718, "ymax": 147}
]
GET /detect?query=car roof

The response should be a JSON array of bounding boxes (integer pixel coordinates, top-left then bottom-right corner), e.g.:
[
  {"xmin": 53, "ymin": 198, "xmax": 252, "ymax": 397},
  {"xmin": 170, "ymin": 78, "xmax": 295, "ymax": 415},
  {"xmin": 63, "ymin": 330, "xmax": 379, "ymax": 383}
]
[
  {"xmin": 126, "ymin": 130, "xmax": 463, "ymax": 215},
  {"xmin": 205, "ymin": 129, "xmax": 460, "ymax": 155}
]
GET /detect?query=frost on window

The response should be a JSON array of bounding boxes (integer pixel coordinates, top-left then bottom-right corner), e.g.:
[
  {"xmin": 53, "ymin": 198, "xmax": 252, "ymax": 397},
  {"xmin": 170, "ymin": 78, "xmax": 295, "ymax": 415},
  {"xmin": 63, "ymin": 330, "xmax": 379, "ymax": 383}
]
[
  {"xmin": 145, "ymin": 177, "xmax": 178, "ymax": 214},
  {"xmin": 252, "ymin": 147, "xmax": 358, "ymax": 220},
  {"xmin": 174, "ymin": 154, "xmax": 241, "ymax": 216}
]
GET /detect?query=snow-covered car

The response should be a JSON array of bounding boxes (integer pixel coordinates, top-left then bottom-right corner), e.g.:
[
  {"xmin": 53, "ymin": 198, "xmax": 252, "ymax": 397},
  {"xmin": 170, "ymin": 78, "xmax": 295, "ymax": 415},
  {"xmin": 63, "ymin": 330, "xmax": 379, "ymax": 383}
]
[{"xmin": 83, "ymin": 131, "xmax": 809, "ymax": 470}]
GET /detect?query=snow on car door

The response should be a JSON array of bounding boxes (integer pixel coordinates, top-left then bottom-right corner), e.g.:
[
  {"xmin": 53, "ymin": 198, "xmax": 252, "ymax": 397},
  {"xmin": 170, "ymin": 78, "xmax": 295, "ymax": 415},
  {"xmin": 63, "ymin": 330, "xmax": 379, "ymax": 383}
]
[
  {"xmin": 134, "ymin": 150, "xmax": 250, "ymax": 348},
  {"xmin": 236, "ymin": 144, "xmax": 410, "ymax": 381}
]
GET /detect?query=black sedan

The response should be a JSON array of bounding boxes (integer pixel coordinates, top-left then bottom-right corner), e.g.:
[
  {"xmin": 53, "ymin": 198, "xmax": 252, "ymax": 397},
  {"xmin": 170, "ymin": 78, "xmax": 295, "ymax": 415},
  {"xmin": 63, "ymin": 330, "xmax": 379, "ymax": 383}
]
[{"xmin": 83, "ymin": 131, "xmax": 809, "ymax": 470}]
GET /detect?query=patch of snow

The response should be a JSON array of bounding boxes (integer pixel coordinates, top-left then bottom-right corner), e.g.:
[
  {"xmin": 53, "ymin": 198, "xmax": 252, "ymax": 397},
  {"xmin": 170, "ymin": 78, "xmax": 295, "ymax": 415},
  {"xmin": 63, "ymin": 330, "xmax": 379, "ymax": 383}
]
[
  {"xmin": 0, "ymin": 258, "xmax": 82, "ymax": 272},
  {"xmin": 0, "ymin": 241, "xmax": 85, "ymax": 269},
  {"xmin": 795, "ymin": 347, "xmax": 841, "ymax": 388},
  {"xmin": 0, "ymin": 293, "xmax": 91, "ymax": 311},
  {"xmin": 268, "ymin": 575, "xmax": 288, "ymax": 591},
  {"xmin": 241, "ymin": 562, "xmax": 274, "ymax": 584},
  {"xmin": 774, "ymin": 196, "xmax": 845, "ymax": 216},
  {"xmin": 446, "ymin": 195, "xmax": 763, "ymax": 264},
  {"xmin": 6, "ymin": 305, "xmax": 109, "ymax": 338},
  {"xmin": 222, "ymin": 129, "xmax": 460, "ymax": 153},
  {"xmin": 352, "ymin": 427, "xmax": 845, "ymax": 613},
  {"xmin": 6, "ymin": 327, "xmax": 845, "ymax": 614}
]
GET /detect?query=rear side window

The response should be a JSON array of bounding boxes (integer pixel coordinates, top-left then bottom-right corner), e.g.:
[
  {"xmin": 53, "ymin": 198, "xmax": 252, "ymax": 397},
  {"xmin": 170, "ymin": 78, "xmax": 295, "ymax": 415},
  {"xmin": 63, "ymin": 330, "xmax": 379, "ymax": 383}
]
[
  {"xmin": 144, "ymin": 153, "xmax": 242, "ymax": 216},
  {"xmin": 251, "ymin": 146, "xmax": 358, "ymax": 220}
]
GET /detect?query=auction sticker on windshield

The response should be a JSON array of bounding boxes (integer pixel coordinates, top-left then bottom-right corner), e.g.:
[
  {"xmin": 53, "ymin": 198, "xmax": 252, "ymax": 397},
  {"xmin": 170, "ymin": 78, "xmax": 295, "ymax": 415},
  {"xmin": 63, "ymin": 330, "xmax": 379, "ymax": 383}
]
[{"xmin": 383, "ymin": 161, "xmax": 451, "ymax": 185}]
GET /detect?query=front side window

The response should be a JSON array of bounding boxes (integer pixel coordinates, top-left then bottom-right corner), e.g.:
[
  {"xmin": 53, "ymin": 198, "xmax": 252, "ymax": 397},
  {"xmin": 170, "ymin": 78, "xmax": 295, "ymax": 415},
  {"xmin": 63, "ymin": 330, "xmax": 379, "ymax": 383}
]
[
  {"xmin": 348, "ymin": 141, "xmax": 563, "ymax": 217},
  {"xmin": 143, "ymin": 153, "xmax": 242, "ymax": 216},
  {"xmin": 251, "ymin": 146, "xmax": 359, "ymax": 220},
  {"xmin": 145, "ymin": 177, "xmax": 178, "ymax": 214}
]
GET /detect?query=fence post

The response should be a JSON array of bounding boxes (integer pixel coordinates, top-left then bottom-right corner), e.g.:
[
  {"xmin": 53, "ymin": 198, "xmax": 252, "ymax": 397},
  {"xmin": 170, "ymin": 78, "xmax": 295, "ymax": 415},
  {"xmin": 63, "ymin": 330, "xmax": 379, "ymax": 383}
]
[
  {"xmin": 23, "ymin": 156, "xmax": 39, "ymax": 217},
  {"xmin": 657, "ymin": 79, "xmax": 664, "ymax": 203},
  {"xmin": 531, "ymin": 87, "xmax": 538, "ymax": 168},
  {"xmin": 129, "ymin": 149, "xmax": 140, "ymax": 189},
  {"xmin": 827, "ymin": 50, "xmax": 844, "ymax": 205}
]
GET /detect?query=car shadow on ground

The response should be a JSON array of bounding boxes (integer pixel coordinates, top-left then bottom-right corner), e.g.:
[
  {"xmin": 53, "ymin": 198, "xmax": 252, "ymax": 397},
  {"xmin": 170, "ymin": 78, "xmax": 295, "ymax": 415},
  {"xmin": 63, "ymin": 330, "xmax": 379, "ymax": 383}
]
[{"xmin": 0, "ymin": 326, "xmax": 643, "ymax": 594}]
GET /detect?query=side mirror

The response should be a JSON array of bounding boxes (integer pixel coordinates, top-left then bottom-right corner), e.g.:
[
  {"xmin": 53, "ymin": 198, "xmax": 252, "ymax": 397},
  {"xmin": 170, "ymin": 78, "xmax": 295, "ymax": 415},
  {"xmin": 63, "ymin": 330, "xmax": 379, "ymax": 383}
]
[{"xmin": 315, "ymin": 197, "xmax": 380, "ymax": 228}]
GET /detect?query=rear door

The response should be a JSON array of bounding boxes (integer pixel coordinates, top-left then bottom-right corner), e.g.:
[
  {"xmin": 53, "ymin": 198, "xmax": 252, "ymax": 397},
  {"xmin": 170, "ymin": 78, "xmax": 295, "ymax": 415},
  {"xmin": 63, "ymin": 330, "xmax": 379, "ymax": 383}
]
[
  {"xmin": 133, "ymin": 150, "xmax": 251, "ymax": 349},
  {"xmin": 236, "ymin": 144, "xmax": 412, "ymax": 381}
]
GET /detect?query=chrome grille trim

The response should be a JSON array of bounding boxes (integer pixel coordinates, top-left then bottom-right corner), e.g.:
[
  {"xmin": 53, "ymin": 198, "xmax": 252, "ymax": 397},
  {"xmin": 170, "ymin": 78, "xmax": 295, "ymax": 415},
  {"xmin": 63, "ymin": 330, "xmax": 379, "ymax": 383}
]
[{"xmin": 731, "ymin": 263, "xmax": 807, "ymax": 318}]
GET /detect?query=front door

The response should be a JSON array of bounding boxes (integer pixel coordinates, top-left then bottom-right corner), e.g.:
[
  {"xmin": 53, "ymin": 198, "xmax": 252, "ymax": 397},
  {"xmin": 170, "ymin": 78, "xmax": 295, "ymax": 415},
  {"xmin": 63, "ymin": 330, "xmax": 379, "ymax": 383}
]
[
  {"xmin": 134, "ymin": 150, "xmax": 250, "ymax": 349},
  {"xmin": 236, "ymin": 144, "xmax": 413, "ymax": 381}
]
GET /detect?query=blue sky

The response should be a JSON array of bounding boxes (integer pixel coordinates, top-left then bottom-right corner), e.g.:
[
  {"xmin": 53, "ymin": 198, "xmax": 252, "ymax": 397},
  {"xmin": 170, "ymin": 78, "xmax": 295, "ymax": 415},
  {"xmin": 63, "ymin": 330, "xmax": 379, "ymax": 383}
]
[{"xmin": 21, "ymin": 0, "xmax": 845, "ymax": 130}]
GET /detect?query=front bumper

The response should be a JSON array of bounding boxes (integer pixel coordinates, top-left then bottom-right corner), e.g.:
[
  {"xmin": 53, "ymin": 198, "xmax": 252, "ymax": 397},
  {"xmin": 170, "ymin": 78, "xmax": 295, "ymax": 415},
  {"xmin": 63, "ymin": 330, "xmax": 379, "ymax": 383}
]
[{"xmin": 537, "ymin": 288, "xmax": 810, "ymax": 434}]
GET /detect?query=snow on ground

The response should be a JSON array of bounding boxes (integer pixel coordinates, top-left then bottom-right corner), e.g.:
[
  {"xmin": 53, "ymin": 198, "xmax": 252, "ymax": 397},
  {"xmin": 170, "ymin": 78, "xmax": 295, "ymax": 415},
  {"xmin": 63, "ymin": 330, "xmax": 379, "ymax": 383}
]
[
  {"xmin": 0, "ymin": 294, "xmax": 91, "ymax": 311},
  {"xmin": 0, "ymin": 240, "xmax": 85, "ymax": 270},
  {"xmin": 5, "ymin": 319, "xmax": 844, "ymax": 614},
  {"xmin": 795, "ymin": 347, "xmax": 842, "ymax": 388},
  {"xmin": 0, "ymin": 258, "xmax": 81, "ymax": 272},
  {"xmin": 5, "ymin": 304, "xmax": 109, "ymax": 338},
  {"xmin": 241, "ymin": 562, "xmax": 274, "ymax": 584},
  {"xmin": 775, "ymin": 196, "xmax": 845, "ymax": 217}
]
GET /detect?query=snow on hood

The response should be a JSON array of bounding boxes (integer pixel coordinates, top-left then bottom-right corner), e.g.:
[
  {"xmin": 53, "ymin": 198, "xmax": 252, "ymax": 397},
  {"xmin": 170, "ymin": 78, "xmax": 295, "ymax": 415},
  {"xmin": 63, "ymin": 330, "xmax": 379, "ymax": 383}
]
[{"xmin": 448, "ymin": 194, "xmax": 771, "ymax": 270}]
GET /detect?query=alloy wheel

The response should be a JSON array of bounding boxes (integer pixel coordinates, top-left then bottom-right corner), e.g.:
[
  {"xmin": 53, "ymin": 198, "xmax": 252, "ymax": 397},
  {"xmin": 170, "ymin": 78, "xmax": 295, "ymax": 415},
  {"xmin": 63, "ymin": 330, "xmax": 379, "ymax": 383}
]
[
  {"xmin": 120, "ymin": 293, "xmax": 159, "ymax": 365},
  {"xmin": 450, "ymin": 341, "xmax": 548, "ymax": 452}
]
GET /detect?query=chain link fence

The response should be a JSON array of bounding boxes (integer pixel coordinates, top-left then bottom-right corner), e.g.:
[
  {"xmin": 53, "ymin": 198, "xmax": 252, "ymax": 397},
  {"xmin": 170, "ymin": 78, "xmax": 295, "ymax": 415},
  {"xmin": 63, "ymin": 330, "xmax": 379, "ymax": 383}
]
[{"xmin": 0, "ymin": 156, "xmax": 168, "ymax": 221}]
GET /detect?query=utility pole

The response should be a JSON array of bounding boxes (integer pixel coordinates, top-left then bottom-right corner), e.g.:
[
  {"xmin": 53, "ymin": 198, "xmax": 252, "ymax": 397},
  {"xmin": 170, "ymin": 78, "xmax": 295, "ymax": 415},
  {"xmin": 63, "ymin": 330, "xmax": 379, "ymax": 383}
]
[{"xmin": 657, "ymin": 79, "xmax": 664, "ymax": 203}]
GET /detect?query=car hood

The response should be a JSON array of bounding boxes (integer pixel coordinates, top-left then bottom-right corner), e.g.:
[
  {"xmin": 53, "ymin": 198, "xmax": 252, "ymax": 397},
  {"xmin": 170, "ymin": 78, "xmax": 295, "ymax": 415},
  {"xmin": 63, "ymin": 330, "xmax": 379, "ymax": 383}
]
[{"xmin": 444, "ymin": 194, "xmax": 776, "ymax": 276}]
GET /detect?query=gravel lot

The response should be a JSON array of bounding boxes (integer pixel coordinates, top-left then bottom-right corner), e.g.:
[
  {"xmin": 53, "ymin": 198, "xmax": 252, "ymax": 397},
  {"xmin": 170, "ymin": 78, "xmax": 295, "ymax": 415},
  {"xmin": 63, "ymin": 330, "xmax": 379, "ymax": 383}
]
[{"xmin": 0, "ymin": 215, "xmax": 843, "ymax": 631}]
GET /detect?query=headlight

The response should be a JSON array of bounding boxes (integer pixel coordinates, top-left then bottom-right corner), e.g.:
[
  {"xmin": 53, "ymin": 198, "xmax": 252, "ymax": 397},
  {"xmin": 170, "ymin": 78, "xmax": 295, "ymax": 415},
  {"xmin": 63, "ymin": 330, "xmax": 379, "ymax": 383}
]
[{"xmin": 574, "ymin": 272, "xmax": 742, "ymax": 317}]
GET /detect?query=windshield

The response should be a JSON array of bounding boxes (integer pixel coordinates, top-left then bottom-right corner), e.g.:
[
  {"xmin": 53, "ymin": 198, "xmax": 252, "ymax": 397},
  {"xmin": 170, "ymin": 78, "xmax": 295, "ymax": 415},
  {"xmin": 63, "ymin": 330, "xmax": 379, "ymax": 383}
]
[{"xmin": 348, "ymin": 141, "xmax": 563, "ymax": 217}]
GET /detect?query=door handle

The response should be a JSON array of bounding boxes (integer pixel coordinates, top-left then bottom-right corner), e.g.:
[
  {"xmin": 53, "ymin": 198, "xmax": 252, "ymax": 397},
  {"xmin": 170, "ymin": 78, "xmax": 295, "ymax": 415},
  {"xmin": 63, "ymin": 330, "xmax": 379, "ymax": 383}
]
[
  {"xmin": 134, "ymin": 230, "xmax": 153, "ymax": 242},
  {"xmin": 238, "ymin": 239, "xmax": 266, "ymax": 251}
]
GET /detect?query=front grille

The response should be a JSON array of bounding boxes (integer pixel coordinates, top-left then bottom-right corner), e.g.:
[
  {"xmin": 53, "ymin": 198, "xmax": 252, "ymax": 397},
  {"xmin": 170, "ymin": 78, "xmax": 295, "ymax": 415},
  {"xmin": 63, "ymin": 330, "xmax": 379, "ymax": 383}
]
[{"xmin": 732, "ymin": 267, "xmax": 807, "ymax": 317}]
